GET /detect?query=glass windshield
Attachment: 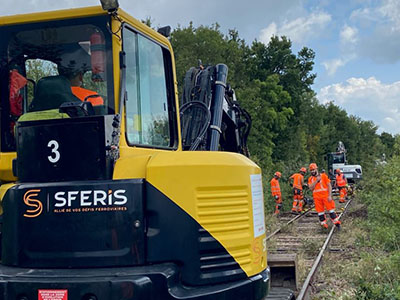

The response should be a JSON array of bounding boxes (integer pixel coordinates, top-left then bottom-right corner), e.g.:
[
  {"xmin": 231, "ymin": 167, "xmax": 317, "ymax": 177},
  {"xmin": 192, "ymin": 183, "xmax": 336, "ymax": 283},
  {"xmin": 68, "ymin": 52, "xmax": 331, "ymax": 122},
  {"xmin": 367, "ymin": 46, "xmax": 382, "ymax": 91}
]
[
  {"xmin": 333, "ymin": 154, "xmax": 345, "ymax": 164},
  {"xmin": 0, "ymin": 16, "xmax": 113, "ymax": 151},
  {"xmin": 123, "ymin": 27, "xmax": 176, "ymax": 148}
]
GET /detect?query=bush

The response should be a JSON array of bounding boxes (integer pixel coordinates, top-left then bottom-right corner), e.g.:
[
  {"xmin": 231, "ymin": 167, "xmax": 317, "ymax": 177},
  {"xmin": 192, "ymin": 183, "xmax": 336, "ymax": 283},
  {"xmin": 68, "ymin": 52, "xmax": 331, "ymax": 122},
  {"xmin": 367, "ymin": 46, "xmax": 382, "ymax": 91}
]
[
  {"xmin": 351, "ymin": 251, "xmax": 400, "ymax": 299},
  {"xmin": 356, "ymin": 281, "xmax": 400, "ymax": 300},
  {"xmin": 356, "ymin": 157, "xmax": 400, "ymax": 299},
  {"xmin": 360, "ymin": 157, "xmax": 400, "ymax": 251}
]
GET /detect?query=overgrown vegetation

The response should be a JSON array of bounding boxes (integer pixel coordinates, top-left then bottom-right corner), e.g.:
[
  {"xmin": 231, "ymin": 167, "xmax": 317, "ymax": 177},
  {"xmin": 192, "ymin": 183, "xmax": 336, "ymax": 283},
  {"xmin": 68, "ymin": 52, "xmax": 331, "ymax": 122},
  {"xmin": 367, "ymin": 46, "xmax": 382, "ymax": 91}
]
[
  {"xmin": 168, "ymin": 23, "xmax": 396, "ymax": 213},
  {"xmin": 156, "ymin": 19, "xmax": 400, "ymax": 296},
  {"xmin": 311, "ymin": 159, "xmax": 400, "ymax": 299},
  {"xmin": 355, "ymin": 158, "xmax": 400, "ymax": 299}
]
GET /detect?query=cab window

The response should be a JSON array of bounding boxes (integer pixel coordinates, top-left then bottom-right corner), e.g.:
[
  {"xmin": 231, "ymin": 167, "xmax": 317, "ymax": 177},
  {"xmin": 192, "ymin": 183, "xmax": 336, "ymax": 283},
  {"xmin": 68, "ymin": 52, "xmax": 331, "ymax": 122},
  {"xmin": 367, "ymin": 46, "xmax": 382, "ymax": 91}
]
[
  {"xmin": 0, "ymin": 16, "xmax": 113, "ymax": 152},
  {"xmin": 123, "ymin": 27, "xmax": 175, "ymax": 148},
  {"xmin": 25, "ymin": 59, "xmax": 58, "ymax": 112},
  {"xmin": 7, "ymin": 23, "xmax": 111, "ymax": 117}
]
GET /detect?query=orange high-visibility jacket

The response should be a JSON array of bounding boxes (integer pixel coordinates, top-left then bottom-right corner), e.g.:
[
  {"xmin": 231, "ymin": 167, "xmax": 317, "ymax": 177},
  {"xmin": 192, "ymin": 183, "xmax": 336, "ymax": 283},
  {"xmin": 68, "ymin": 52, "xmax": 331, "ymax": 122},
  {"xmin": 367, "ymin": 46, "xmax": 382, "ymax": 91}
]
[
  {"xmin": 270, "ymin": 178, "xmax": 281, "ymax": 197},
  {"xmin": 71, "ymin": 86, "xmax": 104, "ymax": 106},
  {"xmin": 336, "ymin": 174, "xmax": 346, "ymax": 187},
  {"xmin": 308, "ymin": 173, "xmax": 330, "ymax": 199},
  {"xmin": 290, "ymin": 173, "xmax": 304, "ymax": 190}
]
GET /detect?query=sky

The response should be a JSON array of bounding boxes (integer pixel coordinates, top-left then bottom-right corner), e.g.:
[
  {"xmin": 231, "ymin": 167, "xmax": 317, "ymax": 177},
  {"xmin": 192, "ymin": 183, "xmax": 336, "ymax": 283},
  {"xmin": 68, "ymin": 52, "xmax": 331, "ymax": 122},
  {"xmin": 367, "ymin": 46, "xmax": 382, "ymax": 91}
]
[{"xmin": 2, "ymin": 0, "xmax": 400, "ymax": 134}]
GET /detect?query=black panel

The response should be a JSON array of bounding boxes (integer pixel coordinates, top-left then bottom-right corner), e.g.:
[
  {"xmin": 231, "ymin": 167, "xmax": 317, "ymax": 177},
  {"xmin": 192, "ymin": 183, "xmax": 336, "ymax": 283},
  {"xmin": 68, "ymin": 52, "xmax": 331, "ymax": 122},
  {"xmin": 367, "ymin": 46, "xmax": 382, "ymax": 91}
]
[
  {"xmin": 146, "ymin": 182, "xmax": 246, "ymax": 286},
  {"xmin": 2, "ymin": 179, "xmax": 144, "ymax": 268},
  {"xmin": 15, "ymin": 115, "xmax": 115, "ymax": 182},
  {"xmin": 0, "ymin": 264, "xmax": 270, "ymax": 300}
]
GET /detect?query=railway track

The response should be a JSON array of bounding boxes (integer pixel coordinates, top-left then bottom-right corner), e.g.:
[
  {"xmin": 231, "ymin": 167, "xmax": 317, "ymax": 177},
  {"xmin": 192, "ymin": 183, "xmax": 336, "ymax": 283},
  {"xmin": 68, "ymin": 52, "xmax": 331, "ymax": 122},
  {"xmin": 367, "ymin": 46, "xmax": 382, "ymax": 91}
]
[{"xmin": 265, "ymin": 197, "xmax": 353, "ymax": 300}]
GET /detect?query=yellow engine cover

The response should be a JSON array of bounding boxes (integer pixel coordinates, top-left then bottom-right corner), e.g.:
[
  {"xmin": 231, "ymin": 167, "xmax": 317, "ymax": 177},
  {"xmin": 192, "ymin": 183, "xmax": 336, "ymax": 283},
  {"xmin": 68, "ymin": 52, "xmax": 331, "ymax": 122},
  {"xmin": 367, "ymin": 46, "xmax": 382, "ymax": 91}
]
[{"xmin": 146, "ymin": 151, "xmax": 267, "ymax": 277}]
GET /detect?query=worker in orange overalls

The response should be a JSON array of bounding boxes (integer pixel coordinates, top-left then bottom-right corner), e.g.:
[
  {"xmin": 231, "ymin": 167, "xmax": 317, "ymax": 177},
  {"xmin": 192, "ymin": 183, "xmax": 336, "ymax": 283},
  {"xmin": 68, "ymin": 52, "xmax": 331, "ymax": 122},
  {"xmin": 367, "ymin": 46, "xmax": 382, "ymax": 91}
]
[
  {"xmin": 289, "ymin": 167, "xmax": 306, "ymax": 213},
  {"xmin": 270, "ymin": 172, "xmax": 282, "ymax": 215},
  {"xmin": 308, "ymin": 163, "xmax": 341, "ymax": 229},
  {"xmin": 69, "ymin": 71, "xmax": 104, "ymax": 106},
  {"xmin": 335, "ymin": 169, "xmax": 348, "ymax": 203}
]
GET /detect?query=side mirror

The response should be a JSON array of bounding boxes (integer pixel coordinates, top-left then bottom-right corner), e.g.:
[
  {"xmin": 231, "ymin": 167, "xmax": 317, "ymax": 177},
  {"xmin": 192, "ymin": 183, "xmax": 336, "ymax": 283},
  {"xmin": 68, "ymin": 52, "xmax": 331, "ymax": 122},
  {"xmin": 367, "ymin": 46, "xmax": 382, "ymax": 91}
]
[
  {"xmin": 100, "ymin": 0, "xmax": 119, "ymax": 12},
  {"xmin": 157, "ymin": 26, "xmax": 171, "ymax": 38},
  {"xmin": 59, "ymin": 101, "xmax": 95, "ymax": 117}
]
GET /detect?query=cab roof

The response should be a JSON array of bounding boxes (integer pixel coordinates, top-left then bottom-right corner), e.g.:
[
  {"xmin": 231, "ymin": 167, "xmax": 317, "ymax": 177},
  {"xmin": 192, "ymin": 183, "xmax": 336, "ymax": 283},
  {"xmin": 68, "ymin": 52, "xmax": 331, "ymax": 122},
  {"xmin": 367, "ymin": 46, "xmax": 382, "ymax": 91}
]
[
  {"xmin": 0, "ymin": 6, "xmax": 107, "ymax": 26},
  {"xmin": 0, "ymin": 6, "xmax": 170, "ymax": 46}
]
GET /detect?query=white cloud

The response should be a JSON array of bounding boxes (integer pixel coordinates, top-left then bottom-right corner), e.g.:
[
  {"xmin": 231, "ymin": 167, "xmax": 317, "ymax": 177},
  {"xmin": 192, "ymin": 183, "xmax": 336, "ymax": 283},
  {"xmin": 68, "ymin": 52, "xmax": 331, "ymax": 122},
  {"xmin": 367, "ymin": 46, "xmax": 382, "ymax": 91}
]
[
  {"xmin": 350, "ymin": 0, "xmax": 400, "ymax": 63},
  {"xmin": 340, "ymin": 25, "xmax": 358, "ymax": 44},
  {"xmin": 350, "ymin": 7, "xmax": 377, "ymax": 23},
  {"xmin": 259, "ymin": 11, "xmax": 331, "ymax": 44},
  {"xmin": 259, "ymin": 23, "xmax": 278, "ymax": 44},
  {"xmin": 378, "ymin": 0, "xmax": 400, "ymax": 31},
  {"xmin": 321, "ymin": 53, "xmax": 357, "ymax": 76},
  {"xmin": 322, "ymin": 59, "xmax": 346, "ymax": 76},
  {"xmin": 318, "ymin": 77, "xmax": 400, "ymax": 133}
]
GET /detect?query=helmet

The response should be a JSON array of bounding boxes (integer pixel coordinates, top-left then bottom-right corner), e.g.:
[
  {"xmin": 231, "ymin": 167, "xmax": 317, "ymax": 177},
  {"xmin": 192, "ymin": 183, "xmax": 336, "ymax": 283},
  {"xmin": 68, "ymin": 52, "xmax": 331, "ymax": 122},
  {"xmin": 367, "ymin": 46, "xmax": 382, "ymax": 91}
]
[
  {"xmin": 274, "ymin": 171, "xmax": 282, "ymax": 178},
  {"xmin": 309, "ymin": 163, "xmax": 318, "ymax": 171},
  {"xmin": 58, "ymin": 46, "xmax": 91, "ymax": 79},
  {"xmin": 336, "ymin": 169, "xmax": 341, "ymax": 174},
  {"xmin": 300, "ymin": 167, "xmax": 307, "ymax": 173}
]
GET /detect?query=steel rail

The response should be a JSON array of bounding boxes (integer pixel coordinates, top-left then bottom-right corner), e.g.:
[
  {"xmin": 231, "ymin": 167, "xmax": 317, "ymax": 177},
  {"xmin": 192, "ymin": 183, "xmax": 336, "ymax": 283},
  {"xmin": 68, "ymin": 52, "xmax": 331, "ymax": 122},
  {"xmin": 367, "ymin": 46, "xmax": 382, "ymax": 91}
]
[
  {"xmin": 296, "ymin": 198, "xmax": 353, "ymax": 300},
  {"xmin": 265, "ymin": 206, "xmax": 314, "ymax": 241}
]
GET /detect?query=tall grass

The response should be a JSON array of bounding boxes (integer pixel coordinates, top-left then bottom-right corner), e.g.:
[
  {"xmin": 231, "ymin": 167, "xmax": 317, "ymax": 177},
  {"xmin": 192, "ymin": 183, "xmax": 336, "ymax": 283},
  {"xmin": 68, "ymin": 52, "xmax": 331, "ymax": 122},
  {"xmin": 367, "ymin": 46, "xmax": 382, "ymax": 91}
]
[{"xmin": 355, "ymin": 157, "xmax": 400, "ymax": 299}]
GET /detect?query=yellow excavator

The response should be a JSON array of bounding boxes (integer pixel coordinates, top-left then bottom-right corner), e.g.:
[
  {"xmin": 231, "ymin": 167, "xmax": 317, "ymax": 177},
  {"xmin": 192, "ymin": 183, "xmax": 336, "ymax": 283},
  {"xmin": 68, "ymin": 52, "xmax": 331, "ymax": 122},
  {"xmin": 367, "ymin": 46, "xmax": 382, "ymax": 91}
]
[{"xmin": 0, "ymin": 1, "xmax": 269, "ymax": 299}]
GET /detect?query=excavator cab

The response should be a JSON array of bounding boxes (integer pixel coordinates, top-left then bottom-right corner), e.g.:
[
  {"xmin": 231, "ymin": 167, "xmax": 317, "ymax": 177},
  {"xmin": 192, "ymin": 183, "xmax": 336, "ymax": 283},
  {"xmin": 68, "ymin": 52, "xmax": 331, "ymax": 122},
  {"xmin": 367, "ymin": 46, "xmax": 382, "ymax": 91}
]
[
  {"xmin": 1, "ymin": 14, "xmax": 115, "ymax": 181},
  {"xmin": 0, "ymin": 4, "xmax": 269, "ymax": 299}
]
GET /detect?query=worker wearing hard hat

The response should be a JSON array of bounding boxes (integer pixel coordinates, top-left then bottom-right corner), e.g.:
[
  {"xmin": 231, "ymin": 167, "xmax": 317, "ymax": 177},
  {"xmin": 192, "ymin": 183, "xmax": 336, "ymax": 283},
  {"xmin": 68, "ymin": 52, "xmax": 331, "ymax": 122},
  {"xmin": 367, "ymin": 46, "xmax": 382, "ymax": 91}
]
[
  {"xmin": 58, "ymin": 48, "xmax": 104, "ymax": 106},
  {"xmin": 270, "ymin": 172, "xmax": 282, "ymax": 215},
  {"xmin": 289, "ymin": 167, "xmax": 307, "ymax": 213},
  {"xmin": 308, "ymin": 163, "xmax": 341, "ymax": 229},
  {"xmin": 335, "ymin": 169, "xmax": 348, "ymax": 203}
]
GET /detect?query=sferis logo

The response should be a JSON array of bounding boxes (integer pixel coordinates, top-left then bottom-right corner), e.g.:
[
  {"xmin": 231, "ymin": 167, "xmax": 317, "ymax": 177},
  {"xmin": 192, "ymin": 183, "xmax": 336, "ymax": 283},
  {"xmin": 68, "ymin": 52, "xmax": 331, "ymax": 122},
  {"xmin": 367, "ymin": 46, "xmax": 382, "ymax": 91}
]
[{"xmin": 23, "ymin": 189, "xmax": 43, "ymax": 218}]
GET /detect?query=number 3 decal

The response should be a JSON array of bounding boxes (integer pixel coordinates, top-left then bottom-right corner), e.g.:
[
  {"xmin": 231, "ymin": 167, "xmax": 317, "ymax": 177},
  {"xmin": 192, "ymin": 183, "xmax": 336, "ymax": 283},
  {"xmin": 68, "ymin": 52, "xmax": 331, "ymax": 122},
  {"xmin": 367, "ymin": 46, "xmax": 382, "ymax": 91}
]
[{"xmin": 48, "ymin": 140, "xmax": 60, "ymax": 163}]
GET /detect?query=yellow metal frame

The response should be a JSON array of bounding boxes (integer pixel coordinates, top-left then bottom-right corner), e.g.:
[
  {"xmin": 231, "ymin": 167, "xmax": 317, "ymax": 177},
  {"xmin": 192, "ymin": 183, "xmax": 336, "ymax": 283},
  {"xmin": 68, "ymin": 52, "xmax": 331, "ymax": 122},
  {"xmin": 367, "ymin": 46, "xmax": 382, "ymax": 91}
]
[{"xmin": 0, "ymin": 6, "xmax": 267, "ymax": 278}]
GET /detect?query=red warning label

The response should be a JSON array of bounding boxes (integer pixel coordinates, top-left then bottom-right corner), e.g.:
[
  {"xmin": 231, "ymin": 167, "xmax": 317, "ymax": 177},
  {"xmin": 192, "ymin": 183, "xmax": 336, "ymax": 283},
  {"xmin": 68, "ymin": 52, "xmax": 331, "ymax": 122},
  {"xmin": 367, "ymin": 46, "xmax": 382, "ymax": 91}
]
[{"xmin": 38, "ymin": 290, "xmax": 68, "ymax": 300}]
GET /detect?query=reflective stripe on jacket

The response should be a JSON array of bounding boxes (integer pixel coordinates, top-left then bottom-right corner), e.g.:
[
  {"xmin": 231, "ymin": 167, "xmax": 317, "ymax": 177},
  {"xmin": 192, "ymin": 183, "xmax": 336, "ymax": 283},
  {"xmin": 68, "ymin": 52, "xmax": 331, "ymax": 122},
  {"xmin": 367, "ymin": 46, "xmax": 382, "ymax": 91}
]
[
  {"xmin": 308, "ymin": 173, "xmax": 330, "ymax": 199},
  {"xmin": 270, "ymin": 178, "xmax": 281, "ymax": 197},
  {"xmin": 336, "ymin": 174, "xmax": 346, "ymax": 187},
  {"xmin": 290, "ymin": 173, "xmax": 303, "ymax": 189}
]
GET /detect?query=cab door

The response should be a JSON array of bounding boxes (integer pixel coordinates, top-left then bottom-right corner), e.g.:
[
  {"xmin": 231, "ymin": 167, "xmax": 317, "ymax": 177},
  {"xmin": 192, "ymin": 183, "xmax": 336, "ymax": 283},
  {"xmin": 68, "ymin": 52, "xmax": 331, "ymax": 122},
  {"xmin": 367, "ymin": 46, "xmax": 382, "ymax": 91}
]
[{"xmin": 121, "ymin": 25, "xmax": 179, "ymax": 151}]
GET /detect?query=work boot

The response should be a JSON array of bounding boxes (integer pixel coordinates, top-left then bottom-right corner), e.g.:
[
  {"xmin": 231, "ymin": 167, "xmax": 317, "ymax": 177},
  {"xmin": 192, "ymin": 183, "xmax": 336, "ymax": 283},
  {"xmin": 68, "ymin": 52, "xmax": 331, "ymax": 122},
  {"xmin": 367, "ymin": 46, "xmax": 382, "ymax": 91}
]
[
  {"xmin": 320, "ymin": 221, "xmax": 329, "ymax": 229},
  {"xmin": 339, "ymin": 199, "xmax": 345, "ymax": 203},
  {"xmin": 332, "ymin": 217, "xmax": 341, "ymax": 229}
]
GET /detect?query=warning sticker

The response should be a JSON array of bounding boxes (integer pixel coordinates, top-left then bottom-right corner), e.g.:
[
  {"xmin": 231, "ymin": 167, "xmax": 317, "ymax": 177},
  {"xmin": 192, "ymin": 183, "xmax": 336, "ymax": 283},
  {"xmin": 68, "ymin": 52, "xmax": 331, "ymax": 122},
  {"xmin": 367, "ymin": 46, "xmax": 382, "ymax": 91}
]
[
  {"xmin": 250, "ymin": 174, "xmax": 266, "ymax": 237},
  {"xmin": 38, "ymin": 290, "xmax": 68, "ymax": 300}
]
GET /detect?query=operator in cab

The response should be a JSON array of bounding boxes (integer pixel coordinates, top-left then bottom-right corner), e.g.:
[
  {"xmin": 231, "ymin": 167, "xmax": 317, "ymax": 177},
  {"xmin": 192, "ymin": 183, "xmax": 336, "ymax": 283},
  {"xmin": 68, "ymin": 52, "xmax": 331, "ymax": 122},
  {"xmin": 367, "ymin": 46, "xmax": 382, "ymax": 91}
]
[{"xmin": 58, "ymin": 49, "xmax": 104, "ymax": 106}]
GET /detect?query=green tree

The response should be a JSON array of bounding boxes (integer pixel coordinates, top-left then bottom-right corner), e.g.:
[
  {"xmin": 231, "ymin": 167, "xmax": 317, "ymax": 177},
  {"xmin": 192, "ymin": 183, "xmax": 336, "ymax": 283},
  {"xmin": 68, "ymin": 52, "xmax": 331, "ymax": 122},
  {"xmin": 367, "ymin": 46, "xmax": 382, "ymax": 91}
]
[
  {"xmin": 238, "ymin": 75, "xmax": 293, "ymax": 171},
  {"xmin": 169, "ymin": 21, "xmax": 393, "ymax": 211}
]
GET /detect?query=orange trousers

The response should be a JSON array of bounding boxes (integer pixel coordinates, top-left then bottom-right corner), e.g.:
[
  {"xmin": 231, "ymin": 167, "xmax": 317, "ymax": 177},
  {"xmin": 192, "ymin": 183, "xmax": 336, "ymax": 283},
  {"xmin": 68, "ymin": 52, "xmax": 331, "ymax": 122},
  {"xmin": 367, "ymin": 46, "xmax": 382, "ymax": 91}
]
[
  {"xmin": 274, "ymin": 195, "xmax": 282, "ymax": 214},
  {"xmin": 314, "ymin": 197, "xmax": 335, "ymax": 214},
  {"xmin": 292, "ymin": 188, "xmax": 303, "ymax": 212},
  {"xmin": 338, "ymin": 187, "xmax": 347, "ymax": 203},
  {"xmin": 315, "ymin": 197, "xmax": 340, "ymax": 226}
]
